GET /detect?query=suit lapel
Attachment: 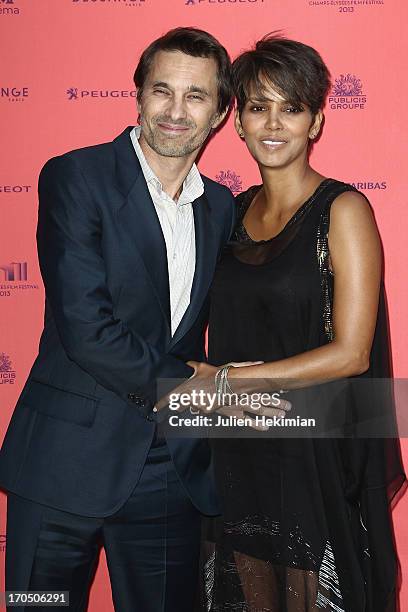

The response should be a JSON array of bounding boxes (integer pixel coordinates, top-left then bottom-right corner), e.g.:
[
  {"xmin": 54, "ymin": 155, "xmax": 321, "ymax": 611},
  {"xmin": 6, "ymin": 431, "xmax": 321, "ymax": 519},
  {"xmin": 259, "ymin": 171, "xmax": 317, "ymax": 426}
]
[
  {"xmin": 170, "ymin": 193, "xmax": 219, "ymax": 348},
  {"xmin": 113, "ymin": 127, "xmax": 171, "ymax": 327},
  {"xmin": 112, "ymin": 127, "xmax": 220, "ymax": 348}
]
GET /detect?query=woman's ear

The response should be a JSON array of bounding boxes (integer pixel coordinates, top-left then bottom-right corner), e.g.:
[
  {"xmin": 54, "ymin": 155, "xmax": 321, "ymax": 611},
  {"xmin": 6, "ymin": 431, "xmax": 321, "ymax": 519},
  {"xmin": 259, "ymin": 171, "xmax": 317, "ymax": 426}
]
[{"xmin": 309, "ymin": 110, "xmax": 323, "ymax": 140}]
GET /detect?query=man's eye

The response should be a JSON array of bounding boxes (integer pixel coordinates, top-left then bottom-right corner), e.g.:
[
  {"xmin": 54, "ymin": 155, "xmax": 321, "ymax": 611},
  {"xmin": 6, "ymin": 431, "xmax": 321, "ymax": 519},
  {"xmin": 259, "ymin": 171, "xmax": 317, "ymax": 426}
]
[
  {"xmin": 153, "ymin": 89, "xmax": 169, "ymax": 96},
  {"xmin": 188, "ymin": 95, "xmax": 204, "ymax": 101},
  {"xmin": 250, "ymin": 106, "xmax": 266, "ymax": 112}
]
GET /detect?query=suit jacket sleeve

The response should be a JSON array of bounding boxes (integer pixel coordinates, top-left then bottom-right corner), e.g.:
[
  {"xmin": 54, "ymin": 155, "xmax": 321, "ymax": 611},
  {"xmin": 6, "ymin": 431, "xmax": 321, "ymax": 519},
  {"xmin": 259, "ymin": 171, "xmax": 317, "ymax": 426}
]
[{"xmin": 37, "ymin": 155, "xmax": 194, "ymax": 404}]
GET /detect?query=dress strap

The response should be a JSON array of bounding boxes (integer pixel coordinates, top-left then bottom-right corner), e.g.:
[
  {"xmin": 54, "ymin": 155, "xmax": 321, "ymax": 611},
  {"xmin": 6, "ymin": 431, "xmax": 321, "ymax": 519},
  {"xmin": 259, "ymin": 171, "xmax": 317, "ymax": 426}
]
[{"xmin": 316, "ymin": 181, "xmax": 360, "ymax": 342}]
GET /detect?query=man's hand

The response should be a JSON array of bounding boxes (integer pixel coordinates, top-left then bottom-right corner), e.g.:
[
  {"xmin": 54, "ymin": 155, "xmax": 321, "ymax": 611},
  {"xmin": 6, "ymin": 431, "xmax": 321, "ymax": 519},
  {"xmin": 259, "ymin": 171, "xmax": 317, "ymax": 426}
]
[
  {"xmin": 154, "ymin": 361, "xmax": 218, "ymax": 414},
  {"xmin": 154, "ymin": 360, "xmax": 266, "ymax": 413},
  {"xmin": 154, "ymin": 360, "xmax": 291, "ymax": 425}
]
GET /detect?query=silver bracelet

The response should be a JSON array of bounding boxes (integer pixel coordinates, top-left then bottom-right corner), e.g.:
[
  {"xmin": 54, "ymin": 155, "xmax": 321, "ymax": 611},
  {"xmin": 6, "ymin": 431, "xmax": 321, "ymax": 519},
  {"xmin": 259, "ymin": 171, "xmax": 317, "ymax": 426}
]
[
  {"xmin": 214, "ymin": 367, "xmax": 222, "ymax": 394},
  {"xmin": 214, "ymin": 364, "xmax": 236, "ymax": 397}
]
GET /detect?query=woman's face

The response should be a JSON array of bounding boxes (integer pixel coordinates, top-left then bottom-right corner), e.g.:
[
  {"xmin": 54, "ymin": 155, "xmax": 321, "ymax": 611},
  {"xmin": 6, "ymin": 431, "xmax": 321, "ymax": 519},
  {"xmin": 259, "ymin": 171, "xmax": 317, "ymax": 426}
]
[{"xmin": 235, "ymin": 82, "xmax": 322, "ymax": 171}]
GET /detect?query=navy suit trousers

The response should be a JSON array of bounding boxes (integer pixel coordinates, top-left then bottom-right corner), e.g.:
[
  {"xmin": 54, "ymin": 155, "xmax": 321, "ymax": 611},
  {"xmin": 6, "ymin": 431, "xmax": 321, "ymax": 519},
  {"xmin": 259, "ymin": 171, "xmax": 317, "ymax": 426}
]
[{"xmin": 5, "ymin": 439, "xmax": 201, "ymax": 612}]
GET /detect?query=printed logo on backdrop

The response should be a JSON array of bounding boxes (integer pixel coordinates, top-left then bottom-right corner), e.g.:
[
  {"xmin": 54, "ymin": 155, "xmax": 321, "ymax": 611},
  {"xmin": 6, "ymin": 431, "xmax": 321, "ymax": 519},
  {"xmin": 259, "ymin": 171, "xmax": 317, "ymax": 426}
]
[
  {"xmin": 0, "ymin": 262, "xmax": 27, "ymax": 282},
  {"xmin": 0, "ymin": 534, "xmax": 6, "ymax": 553},
  {"xmin": 328, "ymin": 74, "xmax": 366, "ymax": 110},
  {"xmin": 215, "ymin": 170, "xmax": 243, "ymax": 194},
  {"xmin": 67, "ymin": 87, "xmax": 136, "ymax": 100},
  {"xmin": 351, "ymin": 181, "xmax": 387, "ymax": 191},
  {"xmin": 0, "ymin": 0, "xmax": 20, "ymax": 16},
  {"xmin": 0, "ymin": 185, "xmax": 32, "ymax": 194},
  {"xmin": 72, "ymin": 0, "xmax": 147, "ymax": 7},
  {"xmin": 186, "ymin": 0, "xmax": 265, "ymax": 4},
  {"xmin": 0, "ymin": 353, "xmax": 16, "ymax": 386},
  {"xmin": 1, "ymin": 87, "xmax": 29, "ymax": 103},
  {"xmin": 0, "ymin": 262, "xmax": 39, "ymax": 298},
  {"xmin": 67, "ymin": 88, "xmax": 78, "ymax": 100},
  {"xmin": 307, "ymin": 0, "xmax": 384, "ymax": 13}
]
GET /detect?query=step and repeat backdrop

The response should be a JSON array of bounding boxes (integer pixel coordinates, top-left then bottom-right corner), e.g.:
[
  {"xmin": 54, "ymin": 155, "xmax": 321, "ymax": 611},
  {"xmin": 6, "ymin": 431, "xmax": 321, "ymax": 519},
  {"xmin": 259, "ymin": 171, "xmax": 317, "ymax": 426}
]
[{"xmin": 1, "ymin": 0, "xmax": 408, "ymax": 609}]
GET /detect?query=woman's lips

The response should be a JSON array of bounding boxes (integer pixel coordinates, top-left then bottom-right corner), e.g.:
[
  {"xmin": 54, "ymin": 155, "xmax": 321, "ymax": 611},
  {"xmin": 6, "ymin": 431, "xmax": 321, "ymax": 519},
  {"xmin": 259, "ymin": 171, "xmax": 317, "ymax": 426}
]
[{"xmin": 260, "ymin": 139, "xmax": 287, "ymax": 150}]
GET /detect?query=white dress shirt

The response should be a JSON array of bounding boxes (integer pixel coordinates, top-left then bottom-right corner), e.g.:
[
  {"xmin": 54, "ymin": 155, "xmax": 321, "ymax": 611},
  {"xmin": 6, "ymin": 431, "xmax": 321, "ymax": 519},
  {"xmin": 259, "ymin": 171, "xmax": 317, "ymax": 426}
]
[{"xmin": 130, "ymin": 127, "xmax": 203, "ymax": 336}]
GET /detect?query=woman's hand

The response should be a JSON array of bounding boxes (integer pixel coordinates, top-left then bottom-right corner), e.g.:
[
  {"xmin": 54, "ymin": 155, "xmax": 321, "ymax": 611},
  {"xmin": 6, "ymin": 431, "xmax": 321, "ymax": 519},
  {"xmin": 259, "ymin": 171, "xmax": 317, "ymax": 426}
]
[
  {"xmin": 186, "ymin": 359, "xmax": 263, "ymax": 379},
  {"xmin": 154, "ymin": 360, "xmax": 273, "ymax": 415},
  {"xmin": 154, "ymin": 358, "xmax": 291, "ymax": 436}
]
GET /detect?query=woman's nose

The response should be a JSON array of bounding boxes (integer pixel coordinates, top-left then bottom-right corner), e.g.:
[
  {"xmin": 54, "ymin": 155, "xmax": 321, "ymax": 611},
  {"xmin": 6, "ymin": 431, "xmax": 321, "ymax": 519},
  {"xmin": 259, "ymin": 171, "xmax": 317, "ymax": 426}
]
[{"xmin": 264, "ymin": 108, "xmax": 283, "ymax": 131}]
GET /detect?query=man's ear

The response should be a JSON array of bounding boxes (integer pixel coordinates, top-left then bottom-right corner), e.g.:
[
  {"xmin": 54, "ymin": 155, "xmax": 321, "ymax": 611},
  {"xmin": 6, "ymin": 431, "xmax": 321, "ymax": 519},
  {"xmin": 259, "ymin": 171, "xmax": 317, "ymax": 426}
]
[
  {"xmin": 135, "ymin": 91, "xmax": 144, "ymax": 125},
  {"xmin": 234, "ymin": 110, "xmax": 244, "ymax": 139},
  {"xmin": 136, "ymin": 89, "xmax": 142, "ymax": 113},
  {"xmin": 212, "ymin": 107, "xmax": 229, "ymax": 130}
]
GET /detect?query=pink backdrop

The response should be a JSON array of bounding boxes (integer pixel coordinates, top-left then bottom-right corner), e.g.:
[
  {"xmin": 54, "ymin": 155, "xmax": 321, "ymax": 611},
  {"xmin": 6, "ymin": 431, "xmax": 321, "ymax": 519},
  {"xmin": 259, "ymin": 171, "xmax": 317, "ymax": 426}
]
[{"xmin": 1, "ymin": 0, "xmax": 408, "ymax": 609}]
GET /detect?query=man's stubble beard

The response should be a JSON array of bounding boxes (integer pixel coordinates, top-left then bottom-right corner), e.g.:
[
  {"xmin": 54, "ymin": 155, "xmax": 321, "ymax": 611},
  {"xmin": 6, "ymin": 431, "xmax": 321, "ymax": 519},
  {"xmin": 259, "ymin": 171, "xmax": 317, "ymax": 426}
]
[{"xmin": 139, "ymin": 115, "xmax": 215, "ymax": 158}]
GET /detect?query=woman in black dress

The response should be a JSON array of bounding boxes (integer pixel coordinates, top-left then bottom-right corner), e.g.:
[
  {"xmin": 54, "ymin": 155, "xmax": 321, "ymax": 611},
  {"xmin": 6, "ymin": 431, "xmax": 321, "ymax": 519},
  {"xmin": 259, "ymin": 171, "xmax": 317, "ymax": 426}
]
[{"xmin": 191, "ymin": 35, "xmax": 405, "ymax": 611}]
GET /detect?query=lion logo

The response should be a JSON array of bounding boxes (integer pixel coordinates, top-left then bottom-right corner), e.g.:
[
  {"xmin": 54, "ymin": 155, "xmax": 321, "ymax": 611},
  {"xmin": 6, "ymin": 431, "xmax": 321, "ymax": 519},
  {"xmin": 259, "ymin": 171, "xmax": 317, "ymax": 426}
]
[{"xmin": 67, "ymin": 87, "xmax": 78, "ymax": 101}]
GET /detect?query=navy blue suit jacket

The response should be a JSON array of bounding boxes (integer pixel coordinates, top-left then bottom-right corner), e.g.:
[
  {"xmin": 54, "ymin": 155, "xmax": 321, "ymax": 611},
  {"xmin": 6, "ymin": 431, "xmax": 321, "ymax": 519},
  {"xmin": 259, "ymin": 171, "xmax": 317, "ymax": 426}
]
[{"xmin": 0, "ymin": 127, "xmax": 235, "ymax": 517}]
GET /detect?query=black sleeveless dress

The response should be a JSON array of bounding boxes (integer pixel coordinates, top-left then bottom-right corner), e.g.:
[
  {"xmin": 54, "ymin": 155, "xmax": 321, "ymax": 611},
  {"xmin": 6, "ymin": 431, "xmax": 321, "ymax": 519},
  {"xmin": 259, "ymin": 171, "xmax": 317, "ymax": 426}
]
[{"xmin": 202, "ymin": 180, "xmax": 405, "ymax": 612}]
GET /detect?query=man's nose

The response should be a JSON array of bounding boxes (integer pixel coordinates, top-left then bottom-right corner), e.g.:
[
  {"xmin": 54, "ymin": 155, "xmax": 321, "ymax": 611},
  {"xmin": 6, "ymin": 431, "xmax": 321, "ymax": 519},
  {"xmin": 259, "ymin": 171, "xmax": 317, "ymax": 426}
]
[{"xmin": 166, "ymin": 96, "xmax": 188, "ymax": 122}]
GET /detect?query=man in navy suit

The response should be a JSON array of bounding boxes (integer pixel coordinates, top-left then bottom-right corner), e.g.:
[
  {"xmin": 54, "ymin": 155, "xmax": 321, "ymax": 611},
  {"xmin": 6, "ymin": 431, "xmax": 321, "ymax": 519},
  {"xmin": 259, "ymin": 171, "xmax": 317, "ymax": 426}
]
[{"xmin": 0, "ymin": 28, "xmax": 235, "ymax": 611}]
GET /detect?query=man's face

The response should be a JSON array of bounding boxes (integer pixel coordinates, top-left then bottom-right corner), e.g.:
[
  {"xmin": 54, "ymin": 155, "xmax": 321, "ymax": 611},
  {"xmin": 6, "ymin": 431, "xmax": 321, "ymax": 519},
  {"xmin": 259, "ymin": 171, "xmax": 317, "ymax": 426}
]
[{"xmin": 138, "ymin": 50, "xmax": 224, "ymax": 158}]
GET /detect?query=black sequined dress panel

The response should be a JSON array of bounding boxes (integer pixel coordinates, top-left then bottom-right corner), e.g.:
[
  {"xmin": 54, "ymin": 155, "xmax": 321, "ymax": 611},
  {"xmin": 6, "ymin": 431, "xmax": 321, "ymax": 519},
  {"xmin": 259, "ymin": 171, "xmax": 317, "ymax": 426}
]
[{"xmin": 201, "ymin": 179, "xmax": 404, "ymax": 612}]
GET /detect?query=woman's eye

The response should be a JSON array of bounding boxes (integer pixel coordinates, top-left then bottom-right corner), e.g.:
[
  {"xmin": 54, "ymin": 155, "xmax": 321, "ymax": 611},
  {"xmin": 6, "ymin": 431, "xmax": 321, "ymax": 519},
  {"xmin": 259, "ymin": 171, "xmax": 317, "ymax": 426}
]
[
  {"xmin": 283, "ymin": 106, "xmax": 303, "ymax": 113},
  {"xmin": 250, "ymin": 106, "xmax": 266, "ymax": 112}
]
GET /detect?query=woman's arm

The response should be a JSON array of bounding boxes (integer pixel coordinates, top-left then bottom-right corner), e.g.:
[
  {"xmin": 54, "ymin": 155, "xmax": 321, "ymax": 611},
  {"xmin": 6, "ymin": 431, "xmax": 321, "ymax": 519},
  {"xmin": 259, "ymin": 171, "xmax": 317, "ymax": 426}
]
[{"xmin": 228, "ymin": 190, "xmax": 382, "ymax": 392}]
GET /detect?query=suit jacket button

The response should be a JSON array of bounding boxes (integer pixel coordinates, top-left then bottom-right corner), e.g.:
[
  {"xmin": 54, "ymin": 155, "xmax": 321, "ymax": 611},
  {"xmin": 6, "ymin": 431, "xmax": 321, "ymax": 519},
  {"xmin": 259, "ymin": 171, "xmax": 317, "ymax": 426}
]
[{"xmin": 130, "ymin": 395, "xmax": 147, "ymax": 408}]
